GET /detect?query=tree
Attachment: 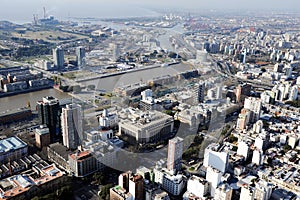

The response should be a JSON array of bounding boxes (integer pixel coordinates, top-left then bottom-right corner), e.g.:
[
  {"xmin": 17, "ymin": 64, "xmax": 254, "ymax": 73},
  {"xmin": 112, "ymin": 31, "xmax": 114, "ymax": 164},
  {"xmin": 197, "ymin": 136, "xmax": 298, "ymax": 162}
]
[{"xmin": 99, "ymin": 184, "xmax": 113, "ymax": 200}]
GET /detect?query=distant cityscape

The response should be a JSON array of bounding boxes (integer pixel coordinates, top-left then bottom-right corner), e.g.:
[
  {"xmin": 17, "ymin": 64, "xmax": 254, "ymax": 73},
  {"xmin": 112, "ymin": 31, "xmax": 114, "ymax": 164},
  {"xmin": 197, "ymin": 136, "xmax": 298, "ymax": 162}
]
[{"xmin": 0, "ymin": 6, "xmax": 299, "ymax": 200}]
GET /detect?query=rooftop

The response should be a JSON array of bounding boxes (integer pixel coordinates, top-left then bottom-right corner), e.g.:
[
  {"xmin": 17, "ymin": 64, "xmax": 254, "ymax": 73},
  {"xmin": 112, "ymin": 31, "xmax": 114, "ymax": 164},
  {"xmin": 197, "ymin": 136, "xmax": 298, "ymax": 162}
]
[
  {"xmin": 0, "ymin": 137, "xmax": 27, "ymax": 154},
  {"xmin": 69, "ymin": 151, "xmax": 92, "ymax": 161},
  {"xmin": 48, "ymin": 142, "xmax": 72, "ymax": 160}
]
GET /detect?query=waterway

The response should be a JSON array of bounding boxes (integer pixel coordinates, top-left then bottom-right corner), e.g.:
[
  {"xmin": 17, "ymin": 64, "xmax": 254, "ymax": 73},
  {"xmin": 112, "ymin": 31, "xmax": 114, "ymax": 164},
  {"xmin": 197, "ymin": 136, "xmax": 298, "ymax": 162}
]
[
  {"xmin": 0, "ymin": 89, "xmax": 70, "ymax": 113},
  {"xmin": 80, "ymin": 63, "xmax": 191, "ymax": 91}
]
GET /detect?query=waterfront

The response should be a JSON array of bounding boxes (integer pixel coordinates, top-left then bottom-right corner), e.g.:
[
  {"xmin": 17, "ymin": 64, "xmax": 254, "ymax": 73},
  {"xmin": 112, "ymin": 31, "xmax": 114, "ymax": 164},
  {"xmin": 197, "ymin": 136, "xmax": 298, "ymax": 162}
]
[
  {"xmin": 0, "ymin": 89, "xmax": 70, "ymax": 113},
  {"xmin": 81, "ymin": 63, "xmax": 192, "ymax": 91}
]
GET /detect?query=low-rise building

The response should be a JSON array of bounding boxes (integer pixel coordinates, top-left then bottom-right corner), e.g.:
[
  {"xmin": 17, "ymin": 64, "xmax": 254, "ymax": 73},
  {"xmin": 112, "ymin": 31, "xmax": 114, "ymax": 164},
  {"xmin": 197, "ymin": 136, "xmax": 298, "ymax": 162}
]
[
  {"xmin": 118, "ymin": 108, "xmax": 174, "ymax": 144},
  {"xmin": 0, "ymin": 137, "xmax": 28, "ymax": 163},
  {"xmin": 69, "ymin": 150, "xmax": 98, "ymax": 177}
]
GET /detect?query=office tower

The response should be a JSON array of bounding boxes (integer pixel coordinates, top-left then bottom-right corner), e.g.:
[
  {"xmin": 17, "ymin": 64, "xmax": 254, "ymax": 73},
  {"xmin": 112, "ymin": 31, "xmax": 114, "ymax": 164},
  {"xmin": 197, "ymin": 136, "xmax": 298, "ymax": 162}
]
[
  {"xmin": 210, "ymin": 42, "xmax": 220, "ymax": 54},
  {"xmin": 193, "ymin": 80, "xmax": 205, "ymax": 104},
  {"xmin": 203, "ymin": 42, "xmax": 210, "ymax": 52},
  {"xmin": 113, "ymin": 44, "xmax": 120, "ymax": 62},
  {"xmin": 35, "ymin": 125, "xmax": 50, "ymax": 149},
  {"xmin": 53, "ymin": 47, "xmax": 64, "ymax": 70},
  {"xmin": 240, "ymin": 50, "xmax": 247, "ymax": 64},
  {"xmin": 129, "ymin": 174, "xmax": 144, "ymax": 200},
  {"xmin": 167, "ymin": 137, "xmax": 183, "ymax": 173},
  {"xmin": 61, "ymin": 103, "xmax": 83, "ymax": 149},
  {"xmin": 37, "ymin": 96, "xmax": 61, "ymax": 142},
  {"xmin": 76, "ymin": 46, "xmax": 86, "ymax": 68}
]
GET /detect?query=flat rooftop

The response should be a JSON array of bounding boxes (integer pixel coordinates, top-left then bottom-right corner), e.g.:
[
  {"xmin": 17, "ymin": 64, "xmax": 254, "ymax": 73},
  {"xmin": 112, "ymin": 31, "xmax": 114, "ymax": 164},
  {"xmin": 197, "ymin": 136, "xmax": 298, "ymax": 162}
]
[{"xmin": 0, "ymin": 137, "xmax": 27, "ymax": 153}]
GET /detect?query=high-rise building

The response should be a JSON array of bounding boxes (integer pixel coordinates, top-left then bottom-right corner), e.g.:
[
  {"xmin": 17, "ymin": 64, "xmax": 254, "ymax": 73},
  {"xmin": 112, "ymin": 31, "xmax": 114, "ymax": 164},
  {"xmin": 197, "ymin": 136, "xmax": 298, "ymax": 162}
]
[
  {"xmin": 206, "ymin": 166, "xmax": 222, "ymax": 196},
  {"xmin": 35, "ymin": 125, "xmax": 50, "ymax": 149},
  {"xmin": 37, "ymin": 96, "xmax": 61, "ymax": 142},
  {"xmin": 254, "ymin": 180, "xmax": 273, "ymax": 200},
  {"xmin": 193, "ymin": 80, "xmax": 205, "ymax": 104},
  {"xmin": 167, "ymin": 137, "xmax": 183, "ymax": 173},
  {"xmin": 129, "ymin": 174, "xmax": 144, "ymax": 200},
  {"xmin": 203, "ymin": 149, "xmax": 228, "ymax": 174},
  {"xmin": 76, "ymin": 46, "xmax": 86, "ymax": 68},
  {"xmin": 252, "ymin": 149, "xmax": 263, "ymax": 166},
  {"xmin": 53, "ymin": 47, "xmax": 64, "ymax": 70},
  {"xmin": 61, "ymin": 103, "xmax": 83, "ymax": 149},
  {"xmin": 244, "ymin": 97, "xmax": 262, "ymax": 123},
  {"xmin": 289, "ymin": 85, "xmax": 299, "ymax": 101},
  {"xmin": 237, "ymin": 141, "xmax": 250, "ymax": 160},
  {"xmin": 119, "ymin": 171, "xmax": 132, "ymax": 192}
]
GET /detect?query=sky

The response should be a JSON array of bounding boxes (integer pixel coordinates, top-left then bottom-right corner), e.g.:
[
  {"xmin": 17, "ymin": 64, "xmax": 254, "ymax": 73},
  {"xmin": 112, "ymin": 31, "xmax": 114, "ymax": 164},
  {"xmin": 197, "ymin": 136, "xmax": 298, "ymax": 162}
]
[{"xmin": 1, "ymin": 0, "xmax": 300, "ymax": 23}]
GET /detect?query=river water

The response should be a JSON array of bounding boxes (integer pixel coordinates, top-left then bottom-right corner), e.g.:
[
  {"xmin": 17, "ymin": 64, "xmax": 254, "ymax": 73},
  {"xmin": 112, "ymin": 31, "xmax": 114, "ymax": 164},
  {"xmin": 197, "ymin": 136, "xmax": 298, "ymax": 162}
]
[
  {"xmin": 81, "ymin": 63, "xmax": 191, "ymax": 91},
  {"xmin": 0, "ymin": 89, "xmax": 70, "ymax": 113}
]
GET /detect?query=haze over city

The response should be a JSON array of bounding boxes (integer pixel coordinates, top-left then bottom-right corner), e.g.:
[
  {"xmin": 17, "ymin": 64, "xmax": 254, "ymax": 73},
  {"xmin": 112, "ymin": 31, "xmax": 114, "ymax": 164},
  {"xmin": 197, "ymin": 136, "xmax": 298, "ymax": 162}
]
[{"xmin": 1, "ymin": 0, "xmax": 300, "ymax": 23}]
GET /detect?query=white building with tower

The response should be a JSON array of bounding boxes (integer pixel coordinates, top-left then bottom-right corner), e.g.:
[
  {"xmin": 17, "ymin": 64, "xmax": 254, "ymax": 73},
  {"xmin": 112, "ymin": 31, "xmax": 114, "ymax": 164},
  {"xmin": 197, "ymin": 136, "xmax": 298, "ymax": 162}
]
[{"xmin": 98, "ymin": 109, "xmax": 119, "ymax": 128}]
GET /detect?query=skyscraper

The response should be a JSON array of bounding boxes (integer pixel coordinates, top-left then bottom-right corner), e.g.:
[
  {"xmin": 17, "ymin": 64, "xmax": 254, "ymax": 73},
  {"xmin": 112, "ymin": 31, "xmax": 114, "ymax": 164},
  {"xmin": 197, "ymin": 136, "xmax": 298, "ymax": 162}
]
[
  {"xmin": 193, "ymin": 80, "xmax": 205, "ymax": 104},
  {"xmin": 61, "ymin": 103, "xmax": 83, "ymax": 149},
  {"xmin": 53, "ymin": 47, "xmax": 64, "ymax": 70},
  {"xmin": 36, "ymin": 96, "xmax": 61, "ymax": 142},
  {"xmin": 167, "ymin": 137, "xmax": 183, "ymax": 173},
  {"xmin": 76, "ymin": 46, "xmax": 86, "ymax": 68}
]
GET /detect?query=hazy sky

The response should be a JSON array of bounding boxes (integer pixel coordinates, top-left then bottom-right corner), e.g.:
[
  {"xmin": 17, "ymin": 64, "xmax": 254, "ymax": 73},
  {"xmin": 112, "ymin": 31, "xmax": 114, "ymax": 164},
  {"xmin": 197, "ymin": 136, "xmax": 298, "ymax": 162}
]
[{"xmin": 1, "ymin": 0, "xmax": 300, "ymax": 23}]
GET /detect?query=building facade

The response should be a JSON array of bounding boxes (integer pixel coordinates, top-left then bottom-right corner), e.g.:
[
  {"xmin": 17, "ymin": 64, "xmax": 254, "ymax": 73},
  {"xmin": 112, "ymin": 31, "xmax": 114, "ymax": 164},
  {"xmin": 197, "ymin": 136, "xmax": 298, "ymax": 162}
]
[{"xmin": 61, "ymin": 103, "xmax": 83, "ymax": 149}]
